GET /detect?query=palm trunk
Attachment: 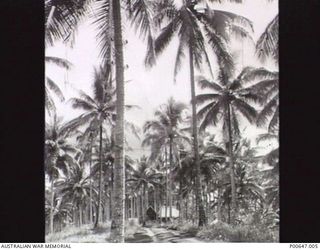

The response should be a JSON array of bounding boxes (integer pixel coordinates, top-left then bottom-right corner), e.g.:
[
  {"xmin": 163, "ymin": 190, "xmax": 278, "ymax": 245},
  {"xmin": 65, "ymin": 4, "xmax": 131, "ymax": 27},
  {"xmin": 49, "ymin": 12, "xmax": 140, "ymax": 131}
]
[
  {"xmin": 185, "ymin": 194, "xmax": 188, "ymax": 222},
  {"xmin": 169, "ymin": 137, "xmax": 173, "ymax": 220},
  {"xmin": 153, "ymin": 187, "xmax": 157, "ymax": 212},
  {"xmin": 110, "ymin": 0, "xmax": 125, "ymax": 242},
  {"xmin": 50, "ymin": 178, "xmax": 54, "ymax": 234},
  {"xmin": 131, "ymin": 195, "xmax": 134, "ymax": 218},
  {"xmin": 179, "ymin": 179, "xmax": 183, "ymax": 224},
  {"xmin": 79, "ymin": 203, "xmax": 83, "ymax": 227},
  {"xmin": 164, "ymin": 146, "xmax": 168, "ymax": 222},
  {"xmin": 89, "ymin": 140, "xmax": 93, "ymax": 224},
  {"xmin": 189, "ymin": 46, "xmax": 206, "ymax": 227},
  {"xmin": 137, "ymin": 194, "xmax": 140, "ymax": 220},
  {"xmin": 94, "ymin": 124, "xmax": 103, "ymax": 228},
  {"xmin": 226, "ymin": 103, "xmax": 237, "ymax": 224},
  {"xmin": 217, "ymin": 187, "xmax": 222, "ymax": 222}
]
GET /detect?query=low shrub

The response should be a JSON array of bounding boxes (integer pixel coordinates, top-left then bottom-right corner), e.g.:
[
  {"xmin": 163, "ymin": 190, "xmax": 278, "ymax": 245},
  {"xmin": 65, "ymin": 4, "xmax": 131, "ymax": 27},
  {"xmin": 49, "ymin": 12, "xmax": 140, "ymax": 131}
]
[
  {"xmin": 179, "ymin": 223, "xmax": 199, "ymax": 237},
  {"xmin": 197, "ymin": 222, "xmax": 279, "ymax": 242}
]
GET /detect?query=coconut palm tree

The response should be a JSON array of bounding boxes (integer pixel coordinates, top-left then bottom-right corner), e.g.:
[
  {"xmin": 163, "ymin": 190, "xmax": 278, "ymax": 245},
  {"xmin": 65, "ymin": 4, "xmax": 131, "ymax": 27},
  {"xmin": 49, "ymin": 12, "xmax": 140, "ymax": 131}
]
[
  {"xmin": 142, "ymin": 98, "xmax": 190, "ymax": 220},
  {"xmin": 149, "ymin": 0, "xmax": 253, "ymax": 226},
  {"xmin": 126, "ymin": 156, "xmax": 162, "ymax": 223},
  {"xmin": 56, "ymin": 162, "xmax": 92, "ymax": 227},
  {"xmin": 195, "ymin": 66, "xmax": 276, "ymax": 223},
  {"xmin": 45, "ymin": 112, "xmax": 81, "ymax": 233},
  {"xmin": 68, "ymin": 65, "xmax": 117, "ymax": 228},
  {"xmin": 45, "ymin": 0, "xmax": 165, "ymax": 241}
]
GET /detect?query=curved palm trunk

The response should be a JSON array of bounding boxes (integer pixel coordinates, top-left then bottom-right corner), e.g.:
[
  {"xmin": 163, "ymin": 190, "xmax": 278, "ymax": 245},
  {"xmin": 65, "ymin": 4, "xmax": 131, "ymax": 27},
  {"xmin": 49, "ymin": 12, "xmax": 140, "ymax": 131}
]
[
  {"xmin": 169, "ymin": 137, "xmax": 173, "ymax": 220},
  {"xmin": 94, "ymin": 124, "xmax": 103, "ymax": 228},
  {"xmin": 50, "ymin": 178, "xmax": 54, "ymax": 234},
  {"xmin": 110, "ymin": 0, "xmax": 125, "ymax": 242},
  {"xmin": 226, "ymin": 103, "xmax": 237, "ymax": 225},
  {"xmin": 189, "ymin": 46, "xmax": 206, "ymax": 227}
]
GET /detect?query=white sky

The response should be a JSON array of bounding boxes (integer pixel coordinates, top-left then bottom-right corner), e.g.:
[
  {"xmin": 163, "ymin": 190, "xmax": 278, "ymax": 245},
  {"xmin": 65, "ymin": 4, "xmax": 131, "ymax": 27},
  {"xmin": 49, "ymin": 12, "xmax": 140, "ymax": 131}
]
[{"xmin": 46, "ymin": 0, "xmax": 278, "ymax": 159}]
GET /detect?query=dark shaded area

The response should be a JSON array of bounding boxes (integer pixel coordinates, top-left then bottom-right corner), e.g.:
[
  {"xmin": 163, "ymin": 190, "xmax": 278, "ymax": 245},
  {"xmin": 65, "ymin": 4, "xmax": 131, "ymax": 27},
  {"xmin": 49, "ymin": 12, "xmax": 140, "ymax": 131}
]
[
  {"xmin": 0, "ymin": 0, "xmax": 45, "ymax": 242},
  {"xmin": 146, "ymin": 206, "xmax": 157, "ymax": 221},
  {"xmin": 279, "ymin": 0, "xmax": 320, "ymax": 243}
]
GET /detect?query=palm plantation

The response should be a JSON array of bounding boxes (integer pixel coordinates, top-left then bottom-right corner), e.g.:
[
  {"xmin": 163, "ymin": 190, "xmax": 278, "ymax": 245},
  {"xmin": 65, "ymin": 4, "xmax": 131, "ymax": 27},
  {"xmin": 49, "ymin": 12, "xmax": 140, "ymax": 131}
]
[{"xmin": 45, "ymin": 0, "xmax": 279, "ymax": 243}]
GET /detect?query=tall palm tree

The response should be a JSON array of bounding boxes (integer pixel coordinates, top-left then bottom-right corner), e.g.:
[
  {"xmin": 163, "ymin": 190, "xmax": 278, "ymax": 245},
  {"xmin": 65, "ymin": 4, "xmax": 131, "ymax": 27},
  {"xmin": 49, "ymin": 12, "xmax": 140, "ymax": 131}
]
[
  {"xmin": 69, "ymin": 65, "xmax": 116, "ymax": 228},
  {"xmin": 45, "ymin": 113, "xmax": 80, "ymax": 233},
  {"xmin": 149, "ymin": 0, "xmax": 253, "ymax": 226},
  {"xmin": 195, "ymin": 66, "xmax": 275, "ymax": 223},
  {"xmin": 142, "ymin": 98, "xmax": 189, "ymax": 220},
  {"xmin": 45, "ymin": 0, "xmax": 162, "ymax": 241}
]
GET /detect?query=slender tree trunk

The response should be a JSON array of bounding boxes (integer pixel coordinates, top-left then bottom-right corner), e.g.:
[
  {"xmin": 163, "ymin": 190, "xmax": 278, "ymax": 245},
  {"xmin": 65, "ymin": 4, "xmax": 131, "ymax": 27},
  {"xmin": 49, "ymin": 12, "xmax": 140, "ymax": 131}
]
[
  {"xmin": 50, "ymin": 178, "xmax": 54, "ymax": 234},
  {"xmin": 137, "ymin": 194, "xmax": 140, "ymax": 220},
  {"xmin": 217, "ymin": 187, "xmax": 222, "ymax": 222},
  {"xmin": 110, "ymin": 0, "xmax": 125, "ymax": 242},
  {"xmin": 109, "ymin": 163, "xmax": 114, "ymax": 219},
  {"xmin": 94, "ymin": 124, "xmax": 103, "ymax": 228},
  {"xmin": 169, "ymin": 137, "xmax": 173, "ymax": 221},
  {"xmin": 179, "ymin": 179, "xmax": 183, "ymax": 224},
  {"xmin": 142, "ymin": 187, "xmax": 145, "ymax": 223},
  {"xmin": 131, "ymin": 195, "xmax": 134, "ymax": 218},
  {"xmin": 189, "ymin": 46, "xmax": 206, "ymax": 227},
  {"xmin": 89, "ymin": 141, "xmax": 93, "ymax": 224},
  {"xmin": 164, "ymin": 146, "xmax": 168, "ymax": 222},
  {"xmin": 226, "ymin": 103, "xmax": 237, "ymax": 224},
  {"xmin": 153, "ymin": 187, "xmax": 157, "ymax": 212},
  {"xmin": 79, "ymin": 203, "xmax": 83, "ymax": 227},
  {"xmin": 185, "ymin": 195, "xmax": 188, "ymax": 222}
]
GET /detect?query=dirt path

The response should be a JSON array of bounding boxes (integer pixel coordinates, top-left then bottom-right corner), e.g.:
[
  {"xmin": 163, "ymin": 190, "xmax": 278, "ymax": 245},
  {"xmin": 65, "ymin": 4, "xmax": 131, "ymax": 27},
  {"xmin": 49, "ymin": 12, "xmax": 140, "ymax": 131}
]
[{"xmin": 125, "ymin": 226, "xmax": 208, "ymax": 243}]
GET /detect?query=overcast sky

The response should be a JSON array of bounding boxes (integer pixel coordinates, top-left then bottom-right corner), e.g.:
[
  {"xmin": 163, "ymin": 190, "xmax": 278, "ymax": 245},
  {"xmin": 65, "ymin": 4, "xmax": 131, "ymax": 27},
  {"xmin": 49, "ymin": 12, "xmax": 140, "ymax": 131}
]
[{"xmin": 46, "ymin": 0, "xmax": 278, "ymax": 159}]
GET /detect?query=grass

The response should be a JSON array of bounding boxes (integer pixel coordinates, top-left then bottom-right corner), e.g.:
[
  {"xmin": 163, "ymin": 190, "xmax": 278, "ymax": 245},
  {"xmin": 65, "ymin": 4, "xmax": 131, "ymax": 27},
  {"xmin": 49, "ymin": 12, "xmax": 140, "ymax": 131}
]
[
  {"xmin": 46, "ymin": 219, "xmax": 144, "ymax": 243},
  {"xmin": 45, "ymin": 222, "xmax": 111, "ymax": 243},
  {"xmin": 197, "ymin": 221, "xmax": 279, "ymax": 242}
]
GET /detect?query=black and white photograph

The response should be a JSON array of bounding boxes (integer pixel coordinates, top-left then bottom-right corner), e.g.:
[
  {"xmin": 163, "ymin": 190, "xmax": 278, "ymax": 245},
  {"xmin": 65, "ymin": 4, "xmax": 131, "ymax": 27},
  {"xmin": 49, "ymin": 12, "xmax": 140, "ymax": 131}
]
[{"xmin": 44, "ymin": 0, "xmax": 279, "ymax": 243}]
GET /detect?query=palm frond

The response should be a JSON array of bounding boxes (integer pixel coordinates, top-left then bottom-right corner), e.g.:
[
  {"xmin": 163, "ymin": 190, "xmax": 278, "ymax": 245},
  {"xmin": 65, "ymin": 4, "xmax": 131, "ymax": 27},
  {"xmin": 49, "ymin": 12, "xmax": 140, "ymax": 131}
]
[
  {"xmin": 197, "ymin": 77, "xmax": 223, "ymax": 91},
  {"xmin": 154, "ymin": 15, "xmax": 180, "ymax": 56},
  {"xmin": 45, "ymin": 56, "xmax": 73, "ymax": 70},
  {"xmin": 70, "ymin": 98, "xmax": 95, "ymax": 111},
  {"xmin": 45, "ymin": 0, "xmax": 92, "ymax": 46},
  {"xmin": 257, "ymin": 95, "xmax": 278, "ymax": 127},
  {"xmin": 256, "ymin": 14, "xmax": 278, "ymax": 63},
  {"xmin": 199, "ymin": 101, "xmax": 222, "ymax": 131},
  {"xmin": 130, "ymin": 0, "xmax": 156, "ymax": 66},
  {"xmin": 91, "ymin": 0, "xmax": 113, "ymax": 64},
  {"xmin": 232, "ymin": 98, "xmax": 257, "ymax": 124},
  {"xmin": 195, "ymin": 93, "xmax": 221, "ymax": 106},
  {"xmin": 268, "ymin": 106, "xmax": 279, "ymax": 133},
  {"xmin": 173, "ymin": 38, "xmax": 187, "ymax": 82},
  {"xmin": 46, "ymin": 77, "xmax": 65, "ymax": 102},
  {"xmin": 204, "ymin": 26, "xmax": 234, "ymax": 79}
]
